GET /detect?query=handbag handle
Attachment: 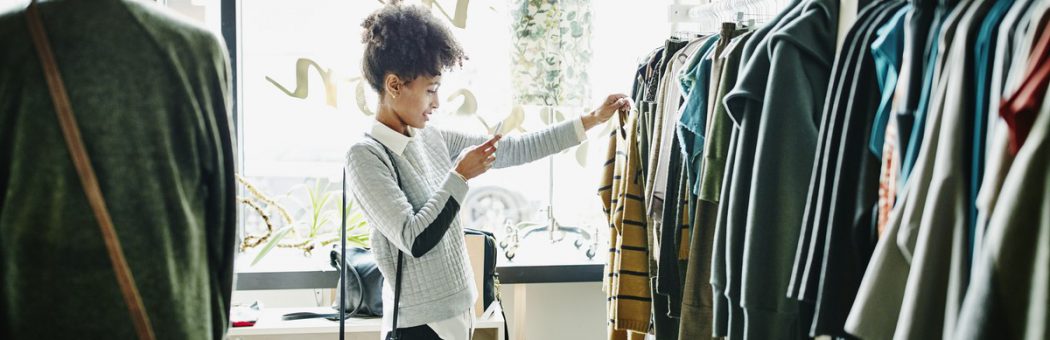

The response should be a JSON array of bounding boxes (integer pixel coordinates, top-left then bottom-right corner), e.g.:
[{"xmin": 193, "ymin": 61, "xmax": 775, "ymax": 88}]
[
  {"xmin": 25, "ymin": 2, "xmax": 155, "ymax": 340},
  {"xmin": 339, "ymin": 170, "xmax": 347, "ymax": 338},
  {"xmin": 330, "ymin": 248, "xmax": 368, "ymax": 317}
]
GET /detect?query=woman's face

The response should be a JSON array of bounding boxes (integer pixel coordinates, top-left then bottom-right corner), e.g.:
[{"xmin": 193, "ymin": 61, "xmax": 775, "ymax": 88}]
[{"xmin": 391, "ymin": 74, "xmax": 441, "ymax": 129}]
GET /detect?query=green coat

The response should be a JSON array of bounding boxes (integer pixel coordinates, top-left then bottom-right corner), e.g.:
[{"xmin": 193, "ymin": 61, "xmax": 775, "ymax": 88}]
[{"xmin": 0, "ymin": 1, "xmax": 236, "ymax": 339}]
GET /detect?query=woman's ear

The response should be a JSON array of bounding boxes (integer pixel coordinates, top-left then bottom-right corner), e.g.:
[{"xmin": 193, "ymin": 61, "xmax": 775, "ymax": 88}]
[{"xmin": 384, "ymin": 73, "xmax": 401, "ymax": 99}]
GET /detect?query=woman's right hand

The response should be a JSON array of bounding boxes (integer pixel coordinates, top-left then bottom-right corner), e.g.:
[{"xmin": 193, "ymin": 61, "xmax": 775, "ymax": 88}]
[{"xmin": 455, "ymin": 135, "xmax": 502, "ymax": 180}]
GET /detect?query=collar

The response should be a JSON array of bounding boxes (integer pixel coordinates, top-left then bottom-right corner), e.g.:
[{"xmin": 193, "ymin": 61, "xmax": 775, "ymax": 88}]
[{"xmin": 369, "ymin": 120, "xmax": 415, "ymax": 156}]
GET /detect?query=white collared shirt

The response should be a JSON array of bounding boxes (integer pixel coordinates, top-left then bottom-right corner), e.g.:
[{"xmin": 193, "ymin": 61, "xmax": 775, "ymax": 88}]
[{"xmin": 369, "ymin": 121, "xmax": 415, "ymax": 156}]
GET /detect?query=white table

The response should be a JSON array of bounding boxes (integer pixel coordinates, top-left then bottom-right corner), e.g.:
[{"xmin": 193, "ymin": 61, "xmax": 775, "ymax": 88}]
[{"xmin": 227, "ymin": 307, "xmax": 505, "ymax": 340}]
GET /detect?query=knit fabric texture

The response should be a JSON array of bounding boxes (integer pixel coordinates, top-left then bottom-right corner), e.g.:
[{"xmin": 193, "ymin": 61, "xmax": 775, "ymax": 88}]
[{"xmin": 346, "ymin": 118, "xmax": 583, "ymax": 328}]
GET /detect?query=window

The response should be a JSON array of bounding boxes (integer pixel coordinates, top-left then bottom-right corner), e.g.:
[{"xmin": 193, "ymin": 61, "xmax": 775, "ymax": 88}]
[{"xmin": 172, "ymin": 0, "xmax": 671, "ymax": 278}]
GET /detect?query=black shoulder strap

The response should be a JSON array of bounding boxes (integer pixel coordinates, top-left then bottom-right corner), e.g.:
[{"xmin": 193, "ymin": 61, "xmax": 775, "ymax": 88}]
[
  {"xmin": 367, "ymin": 135, "xmax": 406, "ymax": 339},
  {"xmin": 340, "ymin": 136, "xmax": 406, "ymax": 339}
]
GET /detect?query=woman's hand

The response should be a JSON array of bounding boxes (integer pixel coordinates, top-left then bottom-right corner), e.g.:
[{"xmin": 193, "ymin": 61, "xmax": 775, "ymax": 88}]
[
  {"xmin": 583, "ymin": 93, "xmax": 632, "ymax": 130},
  {"xmin": 454, "ymin": 135, "xmax": 502, "ymax": 180}
]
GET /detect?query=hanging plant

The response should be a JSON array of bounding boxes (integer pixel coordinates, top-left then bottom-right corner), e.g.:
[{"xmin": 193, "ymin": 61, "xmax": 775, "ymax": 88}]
[{"xmin": 509, "ymin": 0, "xmax": 594, "ymax": 108}]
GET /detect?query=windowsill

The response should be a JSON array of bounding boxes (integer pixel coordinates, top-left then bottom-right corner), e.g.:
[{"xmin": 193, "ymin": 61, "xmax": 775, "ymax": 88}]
[
  {"xmin": 236, "ymin": 232, "xmax": 606, "ymax": 290},
  {"xmin": 235, "ymin": 263, "xmax": 603, "ymax": 290}
]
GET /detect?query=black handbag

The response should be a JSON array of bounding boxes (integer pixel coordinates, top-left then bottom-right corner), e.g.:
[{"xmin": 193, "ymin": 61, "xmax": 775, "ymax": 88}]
[
  {"xmin": 284, "ymin": 140, "xmax": 407, "ymax": 335},
  {"xmin": 329, "ymin": 246, "xmax": 384, "ymax": 317},
  {"xmin": 464, "ymin": 228, "xmax": 500, "ymax": 310},
  {"xmin": 465, "ymin": 228, "xmax": 511, "ymax": 340}
]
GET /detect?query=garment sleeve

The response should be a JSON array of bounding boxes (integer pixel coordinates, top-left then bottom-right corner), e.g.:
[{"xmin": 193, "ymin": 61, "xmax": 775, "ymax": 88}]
[
  {"xmin": 439, "ymin": 118, "xmax": 586, "ymax": 168},
  {"xmin": 407, "ymin": 198, "xmax": 460, "ymax": 258},
  {"xmin": 346, "ymin": 144, "xmax": 469, "ymax": 257},
  {"xmin": 200, "ymin": 33, "xmax": 237, "ymax": 340}
]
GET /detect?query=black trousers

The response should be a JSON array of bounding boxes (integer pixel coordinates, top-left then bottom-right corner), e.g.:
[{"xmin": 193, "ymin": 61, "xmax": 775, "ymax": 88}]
[{"xmin": 392, "ymin": 324, "xmax": 442, "ymax": 340}]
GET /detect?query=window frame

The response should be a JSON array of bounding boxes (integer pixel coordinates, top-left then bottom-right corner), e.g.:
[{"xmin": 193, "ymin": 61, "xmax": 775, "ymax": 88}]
[{"xmin": 220, "ymin": 0, "xmax": 604, "ymax": 290}]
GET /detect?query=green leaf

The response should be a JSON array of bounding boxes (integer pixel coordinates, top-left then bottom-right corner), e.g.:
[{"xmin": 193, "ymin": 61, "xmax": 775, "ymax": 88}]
[
  {"xmin": 571, "ymin": 22, "xmax": 583, "ymax": 38},
  {"xmin": 252, "ymin": 226, "xmax": 294, "ymax": 266},
  {"xmin": 347, "ymin": 234, "xmax": 370, "ymax": 248},
  {"xmin": 316, "ymin": 216, "xmax": 331, "ymax": 230},
  {"xmin": 347, "ymin": 212, "xmax": 364, "ymax": 226}
]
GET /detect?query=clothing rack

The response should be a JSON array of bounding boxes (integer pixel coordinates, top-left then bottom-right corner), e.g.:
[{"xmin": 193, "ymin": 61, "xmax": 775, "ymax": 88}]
[{"xmin": 604, "ymin": 0, "xmax": 1050, "ymax": 339}]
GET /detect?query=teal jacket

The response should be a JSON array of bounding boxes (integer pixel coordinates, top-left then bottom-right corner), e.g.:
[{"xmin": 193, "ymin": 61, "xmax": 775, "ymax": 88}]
[{"xmin": 0, "ymin": 0, "xmax": 236, "ymax": 338}]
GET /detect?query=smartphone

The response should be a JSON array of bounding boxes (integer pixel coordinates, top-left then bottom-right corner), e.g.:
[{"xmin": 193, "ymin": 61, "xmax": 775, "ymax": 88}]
[
  {"xmin": 492, "ymin": 121, "xmax": 504, "ymax": 147},
  {"xmin": 493, "ymin": 121, "xmax": 504, "ymax": 137}
]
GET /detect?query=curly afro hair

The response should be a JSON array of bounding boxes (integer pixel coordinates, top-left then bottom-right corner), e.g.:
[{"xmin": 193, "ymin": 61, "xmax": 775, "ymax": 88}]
[{"xmin": 361, "ymin": 1, "xmax": 467, "ymax": 94}]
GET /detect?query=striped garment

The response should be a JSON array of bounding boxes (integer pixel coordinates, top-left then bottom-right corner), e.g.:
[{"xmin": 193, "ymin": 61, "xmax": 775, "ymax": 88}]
[{"xmin": 599, "ymin": 110, "xmax": 652, "ymax": 338}]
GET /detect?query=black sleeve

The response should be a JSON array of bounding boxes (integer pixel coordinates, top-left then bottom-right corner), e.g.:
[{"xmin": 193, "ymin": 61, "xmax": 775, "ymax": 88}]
[{"xmin": 410, "ymin": 198, "xmax": 461, "ymax": 258}]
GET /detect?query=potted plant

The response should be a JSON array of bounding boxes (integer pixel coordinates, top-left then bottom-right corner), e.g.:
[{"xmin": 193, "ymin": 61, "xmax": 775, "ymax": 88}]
[{"xmin": 237, "ymin": 175, "xmax": 370, "ymax": 266}]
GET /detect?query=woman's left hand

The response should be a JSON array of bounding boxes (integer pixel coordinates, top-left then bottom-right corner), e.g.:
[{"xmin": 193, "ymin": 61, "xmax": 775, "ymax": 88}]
[{"xmin": 583, "ymin": 93, "xmax": 631, "ymax": 130}]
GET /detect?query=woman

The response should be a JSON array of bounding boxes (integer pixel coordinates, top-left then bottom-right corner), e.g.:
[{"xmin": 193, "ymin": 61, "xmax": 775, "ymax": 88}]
[{"xmin": 346, "ymin": 3, "xmax": 630, "ymax": 339}]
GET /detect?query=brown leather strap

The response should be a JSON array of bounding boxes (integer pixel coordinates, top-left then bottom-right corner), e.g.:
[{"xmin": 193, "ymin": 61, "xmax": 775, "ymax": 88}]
[{"xmin": 25, "ymin": 2, "xmax": 156, "ymax": 340}]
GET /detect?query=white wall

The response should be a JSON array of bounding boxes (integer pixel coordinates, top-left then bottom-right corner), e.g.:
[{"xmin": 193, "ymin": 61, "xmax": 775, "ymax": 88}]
[
  {"xmin": 232, "ymin": 281, "xmax": 609, "ymax": 340},
  {"xmin": 501, "ymin": 282, "xmax": 607, "ymax": 340}
]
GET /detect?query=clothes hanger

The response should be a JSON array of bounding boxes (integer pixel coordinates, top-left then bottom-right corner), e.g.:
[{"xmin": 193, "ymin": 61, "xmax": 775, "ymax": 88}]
[{"xmin": 723, "ymin": 0, "xmax": 737, "ymax": 26}]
